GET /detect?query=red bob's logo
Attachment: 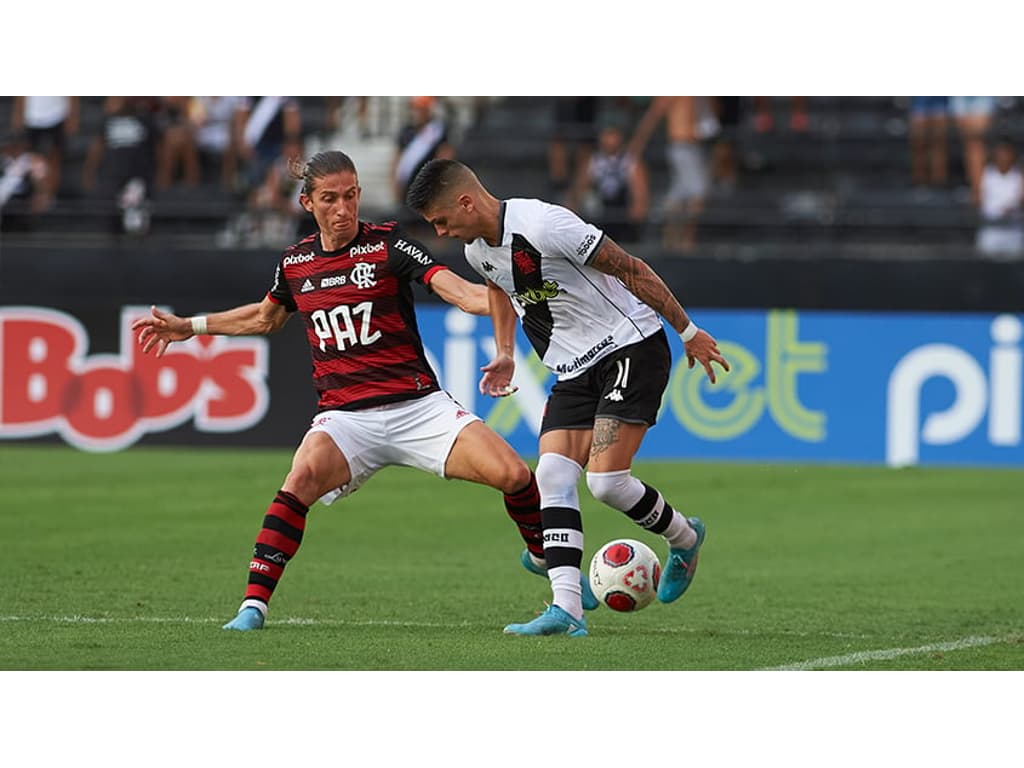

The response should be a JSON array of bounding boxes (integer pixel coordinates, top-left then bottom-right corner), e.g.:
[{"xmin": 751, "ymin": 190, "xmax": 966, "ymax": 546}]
[{"xmin": 0, "ymin": 306, "xmax": 269, "ymax": 452}]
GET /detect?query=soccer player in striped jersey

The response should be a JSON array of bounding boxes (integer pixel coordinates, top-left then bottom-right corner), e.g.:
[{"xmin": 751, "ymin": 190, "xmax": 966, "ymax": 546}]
[
  {"xmin": 132, "ymin": 150, "xmax": 595, "ymax": 630},
  {"xmin": 407, "ymin": 159, "xmax": 730, "ymax": 637}
]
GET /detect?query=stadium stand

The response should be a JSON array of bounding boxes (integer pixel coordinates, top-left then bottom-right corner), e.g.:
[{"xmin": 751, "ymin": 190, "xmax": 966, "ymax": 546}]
[
  {"xmin": 2, "ymin": 96, "xmax": 1021, "ymax": 246},
  {"xmin": 2, "ymin": 96, "xmax": 1023, "ymax": 311}
]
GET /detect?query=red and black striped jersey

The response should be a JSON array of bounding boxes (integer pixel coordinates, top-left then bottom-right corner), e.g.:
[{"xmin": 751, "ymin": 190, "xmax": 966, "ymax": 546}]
[{"xmin": 267, "ymin": 221, "xmax": 449, "ymax": 411}]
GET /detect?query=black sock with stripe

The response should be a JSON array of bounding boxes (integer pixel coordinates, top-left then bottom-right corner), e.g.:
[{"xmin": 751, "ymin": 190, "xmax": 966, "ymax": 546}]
[{"xmin": 541, "ymin": 505, "xmax": 584, "ymax": 618}]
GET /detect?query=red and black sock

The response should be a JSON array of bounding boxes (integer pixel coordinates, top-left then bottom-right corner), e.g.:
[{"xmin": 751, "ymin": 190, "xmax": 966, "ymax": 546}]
[
  {"xmin": 504, "ymin": 472, "xmax": 544, "ymax": 559},
  {"xmin": 242, "ymin": 490, "xmax": 309, "ymax": 612}
]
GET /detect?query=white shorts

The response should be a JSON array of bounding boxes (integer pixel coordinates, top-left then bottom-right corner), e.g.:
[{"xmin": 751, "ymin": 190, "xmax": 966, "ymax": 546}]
[{"xmin": 308, "ymin": 391, "xmax": 481, "ymax": 506}]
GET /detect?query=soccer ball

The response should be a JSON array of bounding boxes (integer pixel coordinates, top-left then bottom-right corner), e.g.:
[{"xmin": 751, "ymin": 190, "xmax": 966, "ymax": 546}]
[{"xmin": 589, "ymin": 539, "xmax": 662, "ymax": 612}]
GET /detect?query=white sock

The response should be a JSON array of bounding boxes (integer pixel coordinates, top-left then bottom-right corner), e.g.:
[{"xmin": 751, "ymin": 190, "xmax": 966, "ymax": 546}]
[
  {"xmin": 240, "ymin": 599, "xmax": 268, "ymax": 618},
  {"xmin": 664, "ymin": 511, "xmax": 697, "ymax": 550},
  {"xmin": 528, "ymin": 552, "xmax": 546, "ymax": 570},
  {"xmin": 548, "ymin": 565, "xmax": 583, "ymax": 619}
]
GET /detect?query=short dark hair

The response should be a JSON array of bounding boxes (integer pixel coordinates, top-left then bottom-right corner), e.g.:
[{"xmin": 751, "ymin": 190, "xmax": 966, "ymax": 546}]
[
  {"xmin": 405, "ymin": 158, "xmax": 468, "ymax": 212},
  {"xmin": 290, "ymin": 150, "xmax": 358, "ymax": 196}
]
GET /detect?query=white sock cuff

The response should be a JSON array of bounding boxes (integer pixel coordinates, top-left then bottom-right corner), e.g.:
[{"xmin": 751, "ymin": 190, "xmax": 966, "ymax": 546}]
[
  {"xmin": 664, "ymin": 512, "xmax": 697, "ymax": 550},
  {"xmin": 548, "ymin": 565, "xmax": 583, "ymax": 619},
  {"xmin": 240, "ymin": 599, "xmax": 268, "ymax": 618}
]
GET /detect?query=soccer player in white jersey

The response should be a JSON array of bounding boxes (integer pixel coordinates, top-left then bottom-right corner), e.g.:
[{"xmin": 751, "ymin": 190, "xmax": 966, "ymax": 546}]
[{"xmin": 407, "ymin": 159, "xmax": 730, "ymax": 637}]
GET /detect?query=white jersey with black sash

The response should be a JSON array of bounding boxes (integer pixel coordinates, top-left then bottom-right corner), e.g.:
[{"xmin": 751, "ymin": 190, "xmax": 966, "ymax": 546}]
[{"xmin": 464, "ymin": 198, "xmax": 664, "ymax": 380}]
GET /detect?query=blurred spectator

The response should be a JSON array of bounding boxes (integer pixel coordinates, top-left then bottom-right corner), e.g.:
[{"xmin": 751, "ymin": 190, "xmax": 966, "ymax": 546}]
[
  {"xmin": 568, "ymin": 118, "xmax": 649, "ymax": 244},
  {"xmin": 975, "ymin": 136, "xmax": 1023, "ymax": 258},
  {"xmin": 392, "ymin": 96, "xmax": 455, "ymax": 205},
  {"xmin": 709, "ymin": 96, "xmax": 741, "ymax": 192},
  {"xmin": 10, "ymin": 96, "xmax": 79, "ymax": 211},
  {"xmin": 0, "ymin": 134, "xmax": 48, "ymax": 213},
  {"xmin": 219, "ymin": 135, "xmax": 305, "ymax": 249},
  {"xmin": 909, "ymin": 97, "xmax": 949, "ymax": 188},
  {"xmin": 630, "ymin": 96, "xmax": 710, "ymax": 253},
  {"xmin": 155, "ymin": 96, "xmax": 200, "ymax": 190},
  {"xmin": 604, "ymin": 96, "xmax": 647, "ymax": 125},
  {"xmin": 239, "ymin": 97, "xmax": 301, "ymax": 195},
  {"xmin": 442, "ymin": 96, "xmax": 500, "ymax": 141},
  {"xmin": 548, "ymin": 97, "xmax": 598, "ymax": 198},
  {"xmin": 951, "ymin": 96, "xmax": 996, "ymax": 205},
  {"xmin": 753, "ymin": 96, "xmax": 808, "ymax": 132},
  {"xmin": 187, "ymin": 96, "xmax": 250, "ymax": 190},
  {"xmin": 248, "ymin": 137, "xmax": 305, "ymax": 247},
  {"xmin": 324, "ymin": 96, "xmax": 370, "ymax": 139},
  {"xmin": 81, "ymin": 97, "xmax": 160, "ymax": 235}
]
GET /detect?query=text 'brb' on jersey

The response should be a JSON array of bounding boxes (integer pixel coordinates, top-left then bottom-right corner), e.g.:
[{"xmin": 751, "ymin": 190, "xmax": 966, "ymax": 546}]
[
  {"xmin": 464, "ymin": 199, "xmax": 663, "ymax": 380},
  {"xmin": 268, "ymin": 221, "xmax": 448, "ymax": 410}
]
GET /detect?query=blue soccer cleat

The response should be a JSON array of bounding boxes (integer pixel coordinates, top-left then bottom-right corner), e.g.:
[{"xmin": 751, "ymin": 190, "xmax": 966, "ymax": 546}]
[
  {"xmin": 222, "ymin": 606, "xmax": 265, "ymax": 631},
  {"xmin": 657, "ymin": 517, "xmax": 706, "ymax": 604},
  {"xmin": 519, "ymin": 548, "xmax": 547, "ymax": 578},
  {"xmin": 520, "ymin": 549, "xmax": 599, "ymax": 611},
  {"xmin": 503, "ymin": 603, "xmax": 589, "ymax": 637}
]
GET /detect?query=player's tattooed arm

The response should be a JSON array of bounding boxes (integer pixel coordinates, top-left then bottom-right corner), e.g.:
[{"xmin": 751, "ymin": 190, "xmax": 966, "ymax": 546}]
[{"xmin": 588, "ymin": 238, "xmax": 690, "ymax": 334}]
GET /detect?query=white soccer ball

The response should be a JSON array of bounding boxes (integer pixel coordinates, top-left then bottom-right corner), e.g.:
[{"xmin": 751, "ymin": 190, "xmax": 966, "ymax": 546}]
[{"xmin": 589, "ymin": 538, "xmax": 662, "ymax": 612}]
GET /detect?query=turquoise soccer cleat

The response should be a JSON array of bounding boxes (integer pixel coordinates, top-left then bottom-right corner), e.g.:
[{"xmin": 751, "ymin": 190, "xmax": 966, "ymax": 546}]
[
  {"xmin": 222, "ymin": 606, "xmax": 265, "ymax": 631},
  {"xmin": 657, "ymin": 517, "xmax": 706, "ymax": 604},
  {"xmin": 503, "ymin": 603, "xmax": 589, "ymax": 637},
  {"xmin": 520, "ymin": 549, "xmax": 599, "ymax": 611},
  {"xmin": 519, "ymin": 548, "xmax": 547, "ymax": 577}
]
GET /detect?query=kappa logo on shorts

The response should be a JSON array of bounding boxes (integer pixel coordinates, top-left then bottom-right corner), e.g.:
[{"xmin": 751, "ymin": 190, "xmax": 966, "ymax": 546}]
[{"xmin": 604, "ymin": 358, "xmax": 630, "ymax": 401}]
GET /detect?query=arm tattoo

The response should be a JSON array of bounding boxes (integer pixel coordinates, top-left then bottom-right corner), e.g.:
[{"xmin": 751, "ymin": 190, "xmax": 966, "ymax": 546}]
[
  {"xmin": 590, "ymin": 417, "xmax": 622, "ymax": 459},
  {"xmin": 589, "ymin": 239, "xmax": 689, "ymax": 333}
]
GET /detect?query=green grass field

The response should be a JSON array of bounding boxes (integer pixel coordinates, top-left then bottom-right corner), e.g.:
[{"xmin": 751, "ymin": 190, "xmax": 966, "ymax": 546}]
[{"xmin": 1, "ymin": 445, "xmax": 1021, "ymax": 671}]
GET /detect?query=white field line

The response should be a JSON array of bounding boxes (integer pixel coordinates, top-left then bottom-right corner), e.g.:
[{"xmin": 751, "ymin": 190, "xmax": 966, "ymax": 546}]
[
  {"xmin": 0, "ymin": 614, "xmax": 872, "ymax": 639},
  {"xmin": 762, "ymin": 634, "xmax": 1012, "ymax": 671}
]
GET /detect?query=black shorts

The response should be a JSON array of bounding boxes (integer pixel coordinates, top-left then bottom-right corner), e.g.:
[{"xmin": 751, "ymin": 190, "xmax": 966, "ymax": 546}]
[{"xmin": 540, "ymin": 330, "xmax": 672, "ymax": 434}]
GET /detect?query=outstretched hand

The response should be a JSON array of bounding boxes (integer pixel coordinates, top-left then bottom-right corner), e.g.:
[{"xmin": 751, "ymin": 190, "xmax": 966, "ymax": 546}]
[
  {"xmin": 479, "ymin": 353, "xmax": 518, "ymax": 398},
  {"xmin": 685, "ymin": 328, "xmax": 731, "ymax": 384},
  {"xmin": 131, "ymin": 306, "xmax": 193, "ymax": 358}
]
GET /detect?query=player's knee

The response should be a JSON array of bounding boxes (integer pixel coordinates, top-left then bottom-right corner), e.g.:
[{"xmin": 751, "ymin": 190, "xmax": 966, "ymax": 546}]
[
  {"xmin": 282, "ymin": 462, "xmax": 321, "ymax": 505},
  {"xmin": 502, "ymin": 459, "xmax": 534, "ymax": 495},
  {"xmin": 535, "ymin": 453, "xmax": 583, "ymax": 509},
  {"xmin": 587, "ymin": 469, "xmax": 645, "ymax": 511}
]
